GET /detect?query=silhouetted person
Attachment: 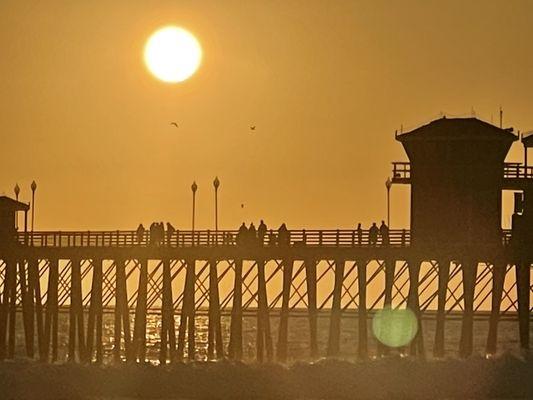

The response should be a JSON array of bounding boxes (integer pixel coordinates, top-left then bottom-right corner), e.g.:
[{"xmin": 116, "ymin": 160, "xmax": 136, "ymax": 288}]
[
  {"xmin": 248, "ymin": 223, "xmax": 257, "ymax": 246},
  {"xmin": 379, "ymin": 220, "xmax": 389, "ymax": 245},
  {"xmin": 369, "ymin": 223, "xmax": 378, "ymax": 246},
  {"xmin": 158, "ymin": 222, "xmax": 165, "ymax": 246},
  {"xmin": 278, "ymin": 223, "xmax": 290, "ymax": 247},
  {"xmin": 149, "ymin": 222, "xmax": 157, "ymax": 246},
  {"xmin": 136, "ymin": 224, "xmax": 145, "ymax": 244},
  {"xmin": 257, "ymin": 220, "xmax": 267, "ymax": 246},
  {"xmin": 166, "ymin": 222, "xmax": 175, "ymax": 246},
  {"xmin": 356, "ymin": 223, "xmax": 363, "ymax": 245},
  {"xmin": 236, "ymin": 223, "xmax": 248, "ymax": 246}
]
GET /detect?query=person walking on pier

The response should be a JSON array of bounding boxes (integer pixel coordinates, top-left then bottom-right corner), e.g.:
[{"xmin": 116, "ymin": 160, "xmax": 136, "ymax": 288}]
[
  {"xmin": 236, "ymin": 222, "xmax": 248, "ymax": 246},
  {"xmin": 136, "ymin": 223, "xmax": 145, "ymax": 244},
  {"xmin": 248, "ymin": 222, "xmax": 257, "ymax": 246},
  {"xmin": 369, "ymin": 222, "xmax": 378, "ymax": 245},
  {"xmin": 149, "ymin": 222, "xmax": 157, "ymax": 246},
  {"xmin": 356, "ymin": 223, "xmax": 363, "ymax": 245},
  {"xmin": 166, "ymin": 222, "xmax": 176, "ymax": 246},
  {"xmin": 278, "ymin": 223, "xmax": 290, "ymax": 247},
  {"xmin": 257, "ymin": 220, "xmax": 267, "ymax": 246},
  {"xmin": 379, "ymin": 220, "xmax": 389, "ymax": 246}
]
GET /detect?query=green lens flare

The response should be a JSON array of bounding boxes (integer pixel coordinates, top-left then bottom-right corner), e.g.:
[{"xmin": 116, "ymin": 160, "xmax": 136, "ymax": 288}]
[{"xmin": 372, "ymin": 306, "xmax": 418, "ymax": 348}]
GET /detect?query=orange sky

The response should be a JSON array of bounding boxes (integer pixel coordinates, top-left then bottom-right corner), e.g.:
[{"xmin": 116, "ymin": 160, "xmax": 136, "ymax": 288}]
[{"xmin": 1, "ymin": 0, "xmax": 533, "ymax": 231}]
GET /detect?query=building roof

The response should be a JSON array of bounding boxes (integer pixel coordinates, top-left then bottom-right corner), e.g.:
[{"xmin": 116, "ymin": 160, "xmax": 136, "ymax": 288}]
[
  {"xmin": 396, "ymin": 117, "xmax": 518, "ymax": 143},
  {"xmin": 521, "ymin": 132, "xmax": 533, "ymax": 148},
  {"xmin": 0, "ymin": 196, "xmax": 30, "ymax": 211}
]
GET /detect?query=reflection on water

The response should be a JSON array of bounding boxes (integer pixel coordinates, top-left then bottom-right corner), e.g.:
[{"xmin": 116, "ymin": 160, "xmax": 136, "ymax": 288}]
[{"xmin": 23, "ymin": 313, "xmax": 524, "ymax": 363}]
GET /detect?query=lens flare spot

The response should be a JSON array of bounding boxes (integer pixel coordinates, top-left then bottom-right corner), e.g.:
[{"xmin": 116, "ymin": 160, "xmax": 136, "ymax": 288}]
[{"xmin": 372, "ymin": 306, "xmax": 418, "ymax": 348}]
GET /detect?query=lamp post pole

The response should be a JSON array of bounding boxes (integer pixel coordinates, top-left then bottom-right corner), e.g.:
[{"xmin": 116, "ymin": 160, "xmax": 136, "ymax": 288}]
[
  {"xmin": 213, "ymin": 177, "xmax": 220, "ymax": 244},
  {"xmin": 14, "ymin": 184, "xmax": 20, "ymax": 230},
  {"xmin": 31, "ymin": 180, "xmax": 37, "ymax": 232},
  {"xmin": 191, "ymin": 181, "xmax": 198, "ymax": 244},
  {"xmin": 385, "ymin": 177, "xmax": 392, "ymax": 227}
]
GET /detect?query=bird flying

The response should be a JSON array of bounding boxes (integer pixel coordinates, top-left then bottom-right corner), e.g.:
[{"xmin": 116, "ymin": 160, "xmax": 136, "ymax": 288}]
[
  {"xmin": 170, "ymin": 122, "xmax": 178, "ymax": 128},
  {"xmin": 250, "ymin": 126, "xmax": 256, "ymax": 131}
]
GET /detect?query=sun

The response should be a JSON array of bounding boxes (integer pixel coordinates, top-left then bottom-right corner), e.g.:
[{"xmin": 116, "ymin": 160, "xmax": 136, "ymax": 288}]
[{"xmin": 144, "ymin": 26, "xmax": 202, "ymax": 83}]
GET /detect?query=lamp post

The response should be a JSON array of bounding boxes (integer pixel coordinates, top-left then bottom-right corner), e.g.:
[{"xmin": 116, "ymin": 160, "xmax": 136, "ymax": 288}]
[
  {"xmin": 191, "ymin": 181, "xmax": 198, "ymax": 236},
  {"xmin": 385, "ymin": 177, "xmax": 392, "ymax": 227},
  {"xmin": 31, "ymin": 180, "xmax": 37, "ymax": 232},
  {"xmin": 213, "ymin": 176, "xmax": 220, "ymax": 243},
  {"xmin": 14, "ymin": 184, "xmax": 20, "ymax": 230}
]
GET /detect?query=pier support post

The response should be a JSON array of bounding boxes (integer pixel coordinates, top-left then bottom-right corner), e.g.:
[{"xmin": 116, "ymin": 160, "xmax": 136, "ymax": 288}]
[
  {"xmin": 357, "ymin": 259, "xmax": 368, "ymax": 359},
  {"xmin": 28, "ymin": 259, "xmax": 45, "ymax": 361},
  {"xmin": 160, "ymin": 258, "xmax": 176, "ymax": 364},
  {"xmin": 0, "ymin": 259, "xmax": 17, "ymax": 360},
  {"xmin": 516, "ymin": 262, "xmax": 530, "ymax": 352},
  {"xmin": 177, "ymin": 258, "xmax": 196, "ymax": 361},
  {"xmin": 68, "ymin": 258, "xmax": 85, "ymax": 362},
  {"xmin": 276, "ymin": 258, "xmax": 292, "ymax": 362},
  {"xmin": 305, "ymin": 258, "xmax": 318, "ymax": 358},
  {"xmin": 207, "ymin": 259, "xmax": 224, "ymax": 360},
  {"xmin": 378, "ymin": 258, "xmax": 395, "ymax": 356},
  {"xmin": 19, "ymin": 260, "xmax": 34, "ymax": 358},
  {"xmin": 407, "ymin": 259, "xmax": 424, "ymax": 358},
  {"xmin": 486, "ymin": 261, "xmax": 505, "ymax": 355},
  {"xmin": 228, "ymin": 258, "xmax": 243, "ymax": 360},
  {"xmin": 132, "ymin": 258, "xmax": 148, "ymax": 363},
  {"xmin": 327, "ymin": 259, "xmax": 345, "ymax": 357},
  {"xmin": 113, "ymin": 258, "xmax": 131, "ymax": 363},
  {"xmin": 43, "ymin": 258, "xmax": 59, "ymax": 362},
  {"xmin": 257, "ymin": 258, "xmax": 273, "ymax": 362},
  {"xmin": 434, "ymin": 259, "xmax": 450, "ymax": 358},
  {"xmin": 86, "ymin": 258, "xmax": 103, "ymax": 364},
  {"xmin": 459, "ymin": 260, "xmax": 477, "ymax": 358}
]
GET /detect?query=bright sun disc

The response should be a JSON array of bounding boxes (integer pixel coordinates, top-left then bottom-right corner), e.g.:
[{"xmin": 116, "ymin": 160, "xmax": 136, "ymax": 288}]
[{"xmin": 144, "ymin": 26, "xmax": 202, "ymax": 83}]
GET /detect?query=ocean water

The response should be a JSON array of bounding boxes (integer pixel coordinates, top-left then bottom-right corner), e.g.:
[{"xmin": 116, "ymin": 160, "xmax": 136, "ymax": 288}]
[{"xmin": 25, "ymin": 312, "xmax": 528, "ymax": 363}]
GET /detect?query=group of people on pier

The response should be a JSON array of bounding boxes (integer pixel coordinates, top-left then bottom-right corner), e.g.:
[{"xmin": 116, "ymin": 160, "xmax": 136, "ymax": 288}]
[
  {"xmin": 235, "ymin": 220, "xmax": 290, "ymax": 247},
  {"xmin": 361, "ymin": 220, "xmax": 390, "ymax": 245},
  {"xmin": 135, "ymin": 222, "xmax": 176, "ymax": 246}
]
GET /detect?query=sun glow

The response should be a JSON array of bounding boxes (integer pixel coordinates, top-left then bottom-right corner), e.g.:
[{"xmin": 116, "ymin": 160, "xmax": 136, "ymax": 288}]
[{"xmin": 144, "ymin": 26, "xmax": 202, "ymax": 83}]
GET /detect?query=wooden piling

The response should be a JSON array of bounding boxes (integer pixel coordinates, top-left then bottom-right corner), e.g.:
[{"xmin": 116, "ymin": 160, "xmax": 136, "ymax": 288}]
[
  {"xmin": 177, "ymin": 258, "xmax": 196, "ymax": 361},
  {"xmin": 160, "ymin": 258, "xmax": 176, "ymax": 364},
  {"xmin": 516, "ymin": 262, "xmax": 530, "ymax": 351},
  {"xmin": 113, "ymin": 258, "xmax": 131, "ymax": 363},
  {"xmin": 276, "ymin": 258, "xmax": 292, "ymax": 362},
  {"xmin": 207, "ymin": 259, "xmax": 224, "ymax": 359},
  {"xmin": 86, "ymin": 258, "xmax": 103, "ymax": 363},
  {"xmin": 19, "ymin": 260, "xmax": 34, "ymax": 357},
  {"xmin": 327, "ymin": 259, "xmax": 345, "ymax": 357},
  {"xmin": 228, "ymin": 258, "xmax": 243, "ymax": 360},
  {"xmin": 43, "ymin": 258, "xmax": 59, "ymax": 362},
  {"xmin": 459, "ymin": 260, "xmax": 477, "ymax": 358},
  {"xmin": 357, "ymin": 259, "xmax": 368, "ymax": 359},
  {"xmin": 68, "ymin": 258, "xmax": 85, "ymax": 362},
  {"xmin": 407, "ymin": 259, "xmax": 424, "ymax": 357},
  {"xmin": 305, "ymin": 258, "xmax": 318, "ymax": 358},
  {"xmin": 378, "ymin": 258, "xmax": 395, "ymax": 356},
  {"xmin": 28, "ymin": 259, "xmax": 45, "ymax": 361},
  {"xmin": 256, "ymin": 259, "xmax": 273, "ymax": 362},
  {"xmin": 0, "ymin": 259, "xmax": 16, "ymax": 360},
  {"xmin": 486, "ymin": 261, "xmax": 505, "ymax": 355},
  {"xmin": 434, "ymin": 259, "xmax": 450, "ymax": 358},
  {"xmin": 132, "ymin": 258, "xmax": 148, "ymax": 362}
]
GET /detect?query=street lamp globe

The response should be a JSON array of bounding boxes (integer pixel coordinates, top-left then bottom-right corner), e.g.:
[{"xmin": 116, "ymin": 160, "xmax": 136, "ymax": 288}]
[
  {"xmin": 213, "ymin": 176, "xmax": 220, "ymax": 190},
  {"xmin": 14, "ymin": 183, "xmax": 20, "ymax": 199},
  {"xmin": 385, "ymin": 177, "xmax": 392, "ymax": 190},
  {"xmin": 191, "ymin": 181, "xmax": 198, "ymax": 193},
  {"xmin": 31, "ymin": 180, "xmax": 37, "ymax": 192}
]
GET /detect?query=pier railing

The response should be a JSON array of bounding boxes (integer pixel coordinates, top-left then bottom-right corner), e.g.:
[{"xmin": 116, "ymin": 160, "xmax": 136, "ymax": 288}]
[
  {"xmin": 14, "ymin": 228, "xmax": 515, "ymax": 248},
  {"xmin": 17, "ymin": 229, "xmax": 412, "ymax": 248}
]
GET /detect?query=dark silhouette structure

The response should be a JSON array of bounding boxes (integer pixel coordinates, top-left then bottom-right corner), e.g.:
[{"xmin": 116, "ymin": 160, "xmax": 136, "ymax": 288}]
[{"xmin": 0, "ymin": 117, "xmax": 530, "ymax": 365}]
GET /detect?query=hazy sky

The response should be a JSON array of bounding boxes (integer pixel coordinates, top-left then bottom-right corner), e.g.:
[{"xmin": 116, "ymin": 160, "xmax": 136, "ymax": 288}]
[{"xmin": 1, "ymin": 0, "xmax": 532, "ymax": 231}]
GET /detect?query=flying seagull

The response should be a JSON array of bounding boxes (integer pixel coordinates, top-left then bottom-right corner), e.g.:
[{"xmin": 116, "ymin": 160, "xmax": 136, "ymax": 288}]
[
  {"xmin": 170, "ymin": 122, "xmax": 179, "ymax": 128},
  {"xmin": 250, "ymin": 126, "xmax": 256, "ymax": 131}
]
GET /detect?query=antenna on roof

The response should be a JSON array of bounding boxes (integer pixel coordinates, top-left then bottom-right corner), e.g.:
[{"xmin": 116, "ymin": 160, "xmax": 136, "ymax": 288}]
[
  {"xmin": 471, "ymin": 106, "xmax": 476, "ymax": 117},
  {"xmin": 499, "ymin": 106, "xmax": 503, "ymax": 128},
  {"xmin": 400, "ymin": 124, "xmax": 403, "ymax": 134}
]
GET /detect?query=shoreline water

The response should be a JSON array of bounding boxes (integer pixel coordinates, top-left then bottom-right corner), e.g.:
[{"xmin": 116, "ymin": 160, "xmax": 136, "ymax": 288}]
[{"xmin": 0, "ymin": 355, "xmax": 531, "ymax": 400}]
